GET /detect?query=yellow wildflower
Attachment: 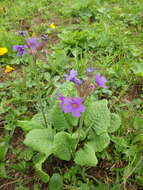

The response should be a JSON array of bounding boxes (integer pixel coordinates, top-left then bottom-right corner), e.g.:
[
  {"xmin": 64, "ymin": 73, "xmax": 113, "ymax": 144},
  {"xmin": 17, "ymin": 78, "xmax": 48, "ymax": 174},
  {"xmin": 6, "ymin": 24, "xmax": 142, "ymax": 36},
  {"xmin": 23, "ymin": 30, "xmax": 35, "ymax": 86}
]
[
  {"xmin": 0, "ymin": 47, "xmax": 8, "ymax": 56},
  {"xmin": 4, "ymin": 65, "xmax": 15, "ymax": 73},
  {"xmin": 50, "ymin": 23, "xmax": 56, "ymax": 29}
]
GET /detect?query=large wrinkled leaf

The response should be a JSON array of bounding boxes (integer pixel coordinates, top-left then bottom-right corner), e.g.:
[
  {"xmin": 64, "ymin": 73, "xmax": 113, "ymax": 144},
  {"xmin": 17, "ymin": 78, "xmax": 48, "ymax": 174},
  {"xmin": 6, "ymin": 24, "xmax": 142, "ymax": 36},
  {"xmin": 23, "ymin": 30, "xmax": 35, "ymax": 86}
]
[
  {"xmin": 17, "ymin": 120, "xmax": 44, "ymax": 132},
  {"xmin": 108, "ymin": 113, "xmax": 121, "ymax": 133},
  {"xmin": 85, "ymin": 100, "xmax": 110, "ymax": 135},
  {"xmin": 49, "ymin": 103, "xmax": 70, "ymax": 131},
  {"xmin": 53, "ymin": 132, "xmax": 76, "ymax": 161},
  {"xmin": 74, "ymin": 144, "xmax": 98, "ymax": 166},
  {"xmin": 87, "ymin": 132, "xmax": 110, "ymax": 152},
  {"xmin": 24, "ymin": 128, "xmax": 54, "ymax": 156}
]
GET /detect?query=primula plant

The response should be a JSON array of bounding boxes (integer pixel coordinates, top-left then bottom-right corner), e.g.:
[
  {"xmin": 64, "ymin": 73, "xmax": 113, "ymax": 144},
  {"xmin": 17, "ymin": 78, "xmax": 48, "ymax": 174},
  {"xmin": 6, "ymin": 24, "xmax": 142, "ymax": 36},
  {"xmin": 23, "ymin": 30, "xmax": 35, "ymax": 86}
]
[{"xmin": 18, "ymin": 67, "xmax": 121, "ymax": 182}]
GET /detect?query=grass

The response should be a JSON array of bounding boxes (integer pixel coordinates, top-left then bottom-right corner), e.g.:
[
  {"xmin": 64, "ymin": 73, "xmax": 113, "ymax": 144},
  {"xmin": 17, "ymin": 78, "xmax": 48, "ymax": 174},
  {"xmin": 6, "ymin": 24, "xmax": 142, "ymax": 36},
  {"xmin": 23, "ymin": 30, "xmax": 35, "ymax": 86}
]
[{"xmin": 0, "ymin": 0, "xmax": 143, "ymax": 189}]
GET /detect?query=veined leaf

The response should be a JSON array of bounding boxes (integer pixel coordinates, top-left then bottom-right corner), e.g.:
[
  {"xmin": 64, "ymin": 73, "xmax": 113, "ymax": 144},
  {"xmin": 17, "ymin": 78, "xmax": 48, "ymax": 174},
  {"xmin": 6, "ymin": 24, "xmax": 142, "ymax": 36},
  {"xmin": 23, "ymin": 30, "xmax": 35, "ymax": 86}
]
[
  {"xmin": 108, "ymin": 113, "xmax": 121, "ymax": 133},
  {"xmin": 32, "ymin": 112, "xmax": 49, "ymax": 126},
  {"xmin": 53, "ymin": 132, "xmax": 76, "ymax": 161},
  {"xmin": 24, "ymin": 128, "xmax": 55, "ymax": 156},
  {"xmin": 17, "ymin": 120, "xmax": 44, "ymax": 132},
  {"xmin": 65, "ymin": 113, "xmax": 78, "ymax": 127},
  {"xmin": 85, "ymin": 100, "xmax": 110, "ymax": 135},
  {"xmin": 87, "ymin": 132, "xmax": 110, "ymax": 152},
  {"xmin": 49, "ymin": 103, "xmax": 71, "ymax": 131},
  {"xmin": 74, "ymin": 143, "xmax": 98, "ymax": 166}
]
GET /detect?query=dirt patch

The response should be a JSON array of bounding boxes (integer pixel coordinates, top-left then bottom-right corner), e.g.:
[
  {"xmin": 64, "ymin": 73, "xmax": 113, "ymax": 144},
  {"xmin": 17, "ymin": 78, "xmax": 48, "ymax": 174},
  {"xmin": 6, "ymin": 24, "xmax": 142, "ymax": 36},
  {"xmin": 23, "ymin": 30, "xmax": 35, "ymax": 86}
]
[{"xmin": 122, "ymin": 82, "xmax": 143, "ymax": 104}]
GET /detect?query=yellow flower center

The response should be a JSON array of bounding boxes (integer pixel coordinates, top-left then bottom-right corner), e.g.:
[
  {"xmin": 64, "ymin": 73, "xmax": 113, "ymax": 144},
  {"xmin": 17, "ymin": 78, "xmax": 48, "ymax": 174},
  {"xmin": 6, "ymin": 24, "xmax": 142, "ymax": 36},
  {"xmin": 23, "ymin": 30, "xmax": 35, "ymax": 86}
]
[{"xmin": 72, "ymin": 103, "xmax": 78, "ymax": 108}]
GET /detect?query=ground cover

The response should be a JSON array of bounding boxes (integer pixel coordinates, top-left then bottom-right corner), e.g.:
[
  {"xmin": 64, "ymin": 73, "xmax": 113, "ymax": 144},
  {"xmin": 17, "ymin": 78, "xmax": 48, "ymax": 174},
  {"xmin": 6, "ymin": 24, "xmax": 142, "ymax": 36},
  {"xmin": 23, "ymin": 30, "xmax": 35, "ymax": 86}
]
[{"xmin": 0, "ymin": 0, "xmax": 143, "ymax": 189}]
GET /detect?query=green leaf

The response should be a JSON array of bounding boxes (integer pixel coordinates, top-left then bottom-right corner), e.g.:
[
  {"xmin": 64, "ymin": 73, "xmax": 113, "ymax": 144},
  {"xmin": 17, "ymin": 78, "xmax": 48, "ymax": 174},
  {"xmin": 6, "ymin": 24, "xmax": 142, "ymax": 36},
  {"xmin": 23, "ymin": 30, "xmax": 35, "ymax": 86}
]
[
  {"xmin": 87, "ymin": 132, "xmax": 110, "ymax": 152},
  {"xmin": 133, "ymin": 114, "xmax": 143, "ymax": 129},
  {"xmin": 72, "ymin": 129, "xmax": 86, "ymax": 141},
  {"xmin": 74, "ymin": 144, "xmax": 98, "ymax": 166},
  {"xmin": 84, "ymin": 100, "xmax": 110, "ymax": 135},
  {"xmin": 111, "ymin": 136, "xmax": 128, "ymax": 148},
  {"xmin": 132, "ymin": 62, "xmax": 143, "ymax": 77},
  {"xmin": 18, "ymin": 149, "xmax": 33, "ymax": 161},
  {"xmin": 110, "ymin": 185, "xmax": 120, "ymax": 190},
  {"xmin": 94, "ymin": 184, "xmax": 106, "ymax": 190},
  {"xmin": 65, "ymin": 113, "xmax": 78, "ymax": 127},
  {"xmin": 32, "ymin": 112, "xmax": 49, "ymax": 126},
  {"xmin": 34, "ymin": 184, "xmax": 41, "ymax": 190},
  {"xmin": 24, "ymin": 128, "xmax": 54, "ymax": 156},
  {"xmin": 108, "ymin": 113, "xmax": 121, "ymax": 133},
  {"xmin": 134, "ymin": 134, "xmax": 143, "ymax": 144},
  {"xmin": 0, "ymin": 163, "xmax": 7, "ymax": 178},
  {"xmin": 79, "ymin": 184, "xmax": 95, "ymax": 190},
  {"xmin": 53, "ymin": 132, "xmax": 76, "ymax": 161},
  {"xmin": 49, "ymin": 103, "xmax": 70, "ymax": 131},
  {"xmin": 51, "ymin": 81, "xmax": 76, "ymax": 100},
  {"xmin": 12, "ymin": 161, "xmax": 27, "ymax": 172},
  {"xmin": 34, "ymin": 154, "xmax": 49, "ymax": 183},
  {"xmin": 0, "ymin": 143, "xmax": 7, "ymax": 161},
  {"xmin": 49, "ymin": 173, "xmax": 63, "ymax": 190},
  {"xmin": 17, "ymin": 120, "xmax": 44, "ymax": 132}
]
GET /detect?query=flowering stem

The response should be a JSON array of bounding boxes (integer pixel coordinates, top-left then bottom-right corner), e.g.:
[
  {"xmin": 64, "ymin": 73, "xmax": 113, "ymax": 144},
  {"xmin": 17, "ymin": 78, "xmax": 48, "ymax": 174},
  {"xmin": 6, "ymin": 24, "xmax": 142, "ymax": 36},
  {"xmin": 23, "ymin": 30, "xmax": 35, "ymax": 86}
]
[
  {"xmin": 32, "ymin": 55, "xmax": 48, "ymax": 128},
  {"xmin": 75, "ymin": 113, "xmax": 84, "ymax": 149}
]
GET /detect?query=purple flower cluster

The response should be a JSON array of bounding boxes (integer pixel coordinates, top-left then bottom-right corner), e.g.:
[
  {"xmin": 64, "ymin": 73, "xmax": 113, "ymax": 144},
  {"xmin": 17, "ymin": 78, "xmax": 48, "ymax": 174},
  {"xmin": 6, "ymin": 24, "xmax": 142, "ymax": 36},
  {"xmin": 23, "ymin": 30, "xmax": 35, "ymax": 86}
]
[
  {"xmin": 64, "ymin": 69, "xmax": 83, "ymax": 85},
  {"xmin": 58, "ymin": 95, "xmax": 85, "ymax": 117},
  {"xmin": 26, "ymin": 38, "xmax": 39, "ymax": 50},
  {"xmin": 13, "ymin": 45, "xmax": 27, "ymax": 56},
  {"xmin": 58, "ymin": 69, "xmax": 108, "ymax": 117},
  {"xmin": 13, "ymin": 37, "xmax": 39, "ymax": 56},
  {"xmin": 64, "ymin": 69, "xmax": 108, "ymax": 88}
]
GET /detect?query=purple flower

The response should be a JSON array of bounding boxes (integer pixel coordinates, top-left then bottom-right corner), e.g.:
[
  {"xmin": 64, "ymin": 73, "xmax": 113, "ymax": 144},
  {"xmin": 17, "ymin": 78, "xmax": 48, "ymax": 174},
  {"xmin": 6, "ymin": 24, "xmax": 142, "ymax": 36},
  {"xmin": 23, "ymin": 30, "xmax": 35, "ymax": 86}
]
[
  {"xmin": 64, "ymin": 69, "xmax": 77, "ymax": 82},
  {"xmin": 58, "ymin": 96, "xmax": 85, "ymax": 117},
  {"xmin": 13, "ymin": 45, "xmax": 27, "ymax": 56},
  {"xmin": 74, "ymin": 78, "xmax": 83, "ymax": 85},
  {"xmin": 57, "ymin": 94, "xmax": 65, "ymax": 108},
  {"xmin": 41, "ymin": 34, "xmax": 48, "ymax": 41},
  {"xmin": 26, "ymin": 38, "xmax": 39, "ymax": 50},
  {"xmin": 87, "ymin": 68, "xmax": 94, "ymax": 76},
  {"xmin": 18, "ymin": 31, "xmax": 26, "ymax": 37},
  {"xmin": 94, "ymin": 74, "xmax": 108, "ymax": 88},
  {"xmin": 89, "ymin": 84, "xmax": 96, "ymax": 89},
  {"xmin": 64, "ymin": 69, "xmax": 83, "ymax": 85}
]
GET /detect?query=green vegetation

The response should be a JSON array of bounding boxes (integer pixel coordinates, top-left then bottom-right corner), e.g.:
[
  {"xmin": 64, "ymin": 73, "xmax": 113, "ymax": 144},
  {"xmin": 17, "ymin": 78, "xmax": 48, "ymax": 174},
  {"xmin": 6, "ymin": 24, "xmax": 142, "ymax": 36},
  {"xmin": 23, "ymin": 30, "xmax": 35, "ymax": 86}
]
[{"xmin": 0, "ymin": 0, "xmax": 143, "ymax": 189}]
